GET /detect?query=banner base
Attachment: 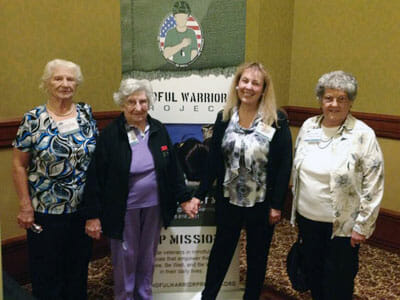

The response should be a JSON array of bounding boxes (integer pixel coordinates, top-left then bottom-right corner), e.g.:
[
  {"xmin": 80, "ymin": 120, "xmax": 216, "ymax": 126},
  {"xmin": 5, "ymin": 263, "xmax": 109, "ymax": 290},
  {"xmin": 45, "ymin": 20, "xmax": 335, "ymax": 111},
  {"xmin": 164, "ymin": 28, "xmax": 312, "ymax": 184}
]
[{"xmin": 153, "ymin": 290, "xmax": 243, "ymax": 300}]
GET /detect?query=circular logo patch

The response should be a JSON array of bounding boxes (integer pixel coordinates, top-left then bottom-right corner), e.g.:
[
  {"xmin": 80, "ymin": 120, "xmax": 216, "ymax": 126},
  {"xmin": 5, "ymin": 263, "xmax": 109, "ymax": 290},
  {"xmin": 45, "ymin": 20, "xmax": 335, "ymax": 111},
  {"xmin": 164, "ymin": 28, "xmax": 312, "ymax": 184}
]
[{"xmin": 159, "ymin": 13, "xmax": 203, "ymax": 67}]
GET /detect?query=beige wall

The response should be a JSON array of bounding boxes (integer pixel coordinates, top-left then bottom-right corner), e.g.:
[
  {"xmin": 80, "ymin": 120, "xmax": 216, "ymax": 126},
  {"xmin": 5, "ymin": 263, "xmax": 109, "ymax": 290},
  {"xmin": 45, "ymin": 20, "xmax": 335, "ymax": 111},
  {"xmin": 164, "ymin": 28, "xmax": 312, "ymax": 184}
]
[
  {"xmin": 0, "ymin": 150, "xmax": 18, "ymax": 238},
  {"xmin": 0, "ymin": 225, "xmax": 2, "ymax": 300},
  {"xmin": 248, "ymin": 0, "xmax": 400, "ymax": 212},
  {"xmin": 246, "ymin": 0, "xmax": 295, "ymax": 108},
  {"xmin": 0, "ymin": 0, "xmax": 121, "ymax": 118},
  {"xmin": 377, "ymin": 138, "xmax": 400, "ymax": 210},
  {"xmin": 289, "ymin": 0, "xmax": 400, "ymax": 114},
  {"xmin": 288, "ymin": 0, "xmax": 400, "ymax": 211},
  {"xmin": 0, "ymin": 0, "xmax": 121, "ymax": 239}
]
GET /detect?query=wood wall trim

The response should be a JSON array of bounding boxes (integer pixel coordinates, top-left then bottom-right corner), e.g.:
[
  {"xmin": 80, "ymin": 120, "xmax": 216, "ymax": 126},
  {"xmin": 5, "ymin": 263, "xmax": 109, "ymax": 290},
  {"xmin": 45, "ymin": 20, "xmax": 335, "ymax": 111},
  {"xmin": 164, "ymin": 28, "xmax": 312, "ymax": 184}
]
[
  {"xmin": 0, "ymin": 118, "xmax": 20, "ymax": 148},
  {"xmin": 368, "ymin": 208, "xmax": 400, "ymax": 251},
  {"xmin": 92, "ymin": 111, "xmax": 121, "ymax": 131},
  {"xmin": 283, "ymin": 106, "xmax": 400, "ymax": 139},
  {"xmin": 0, "ymin": 111, "xmax": 121, "ymax": 148},
  {"xmin": 1, "ymin": 107, "xmax": 400, "ymax": 148},
  {"xmin": 1, "ymin": 235, "xmax": 28, "ymax": 283}
]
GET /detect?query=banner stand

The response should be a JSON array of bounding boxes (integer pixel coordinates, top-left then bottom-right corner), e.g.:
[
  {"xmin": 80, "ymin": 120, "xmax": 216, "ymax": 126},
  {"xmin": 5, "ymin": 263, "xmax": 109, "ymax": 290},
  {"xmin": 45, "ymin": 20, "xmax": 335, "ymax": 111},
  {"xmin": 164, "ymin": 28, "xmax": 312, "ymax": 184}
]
[
  {"xmin": 154, "ymin": 290, "xmax": 243, "ymax": 300},
  {"xmin": 152, "ymin": 186, "xmax": 242, "ymax": 297}
]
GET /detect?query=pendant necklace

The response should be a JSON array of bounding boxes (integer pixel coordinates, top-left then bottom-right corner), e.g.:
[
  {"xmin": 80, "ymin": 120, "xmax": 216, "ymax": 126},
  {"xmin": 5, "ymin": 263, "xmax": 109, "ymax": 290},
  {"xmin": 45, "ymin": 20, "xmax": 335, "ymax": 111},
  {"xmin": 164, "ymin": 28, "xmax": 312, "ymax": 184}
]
[
  {"xmin": 317, "ymin": 136, "xmax": 334, "ymax": 149},
  {"xmin": 318, "ymin": 125, "xmax": 339, "ymax": 149}
]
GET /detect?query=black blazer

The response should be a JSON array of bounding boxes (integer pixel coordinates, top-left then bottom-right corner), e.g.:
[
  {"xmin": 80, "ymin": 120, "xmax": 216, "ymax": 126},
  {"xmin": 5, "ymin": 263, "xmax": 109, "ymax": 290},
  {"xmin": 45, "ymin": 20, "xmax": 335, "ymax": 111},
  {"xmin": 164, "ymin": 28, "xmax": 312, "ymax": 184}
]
[
  {"xmin": 195, "ymin": 110, "xmax": 292, "ymax": 211},
  {"xmin": 80, "ymin": 113, "xmax": 191, "ymax": 240}
]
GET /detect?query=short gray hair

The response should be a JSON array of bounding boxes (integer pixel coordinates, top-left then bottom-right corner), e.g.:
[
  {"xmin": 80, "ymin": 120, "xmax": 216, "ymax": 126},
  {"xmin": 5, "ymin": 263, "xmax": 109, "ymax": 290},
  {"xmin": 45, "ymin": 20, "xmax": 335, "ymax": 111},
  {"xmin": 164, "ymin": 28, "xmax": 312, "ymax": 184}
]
[
  {"xmin": 113, "ymin": 78, "xmax": 154, "ymax": 107},
  {"xmin": 39, "ymin": 59, "xmax": 83, "ymax": 92},
  {"xmin": 315, "ymin": 70, "xmax": 358, "ymax": 101}
]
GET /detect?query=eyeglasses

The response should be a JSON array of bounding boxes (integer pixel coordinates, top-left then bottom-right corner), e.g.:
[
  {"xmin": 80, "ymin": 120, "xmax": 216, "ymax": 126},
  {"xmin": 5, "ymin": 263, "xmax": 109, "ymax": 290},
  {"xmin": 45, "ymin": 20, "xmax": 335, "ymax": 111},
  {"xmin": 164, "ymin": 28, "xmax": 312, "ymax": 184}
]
[
  {"xmin": 124, "ymin": 99, "xmax": 149, "ymax": 108},
  {"xmin": 322, "ymin": 95, "xmax": 350, "ymax": 105}
]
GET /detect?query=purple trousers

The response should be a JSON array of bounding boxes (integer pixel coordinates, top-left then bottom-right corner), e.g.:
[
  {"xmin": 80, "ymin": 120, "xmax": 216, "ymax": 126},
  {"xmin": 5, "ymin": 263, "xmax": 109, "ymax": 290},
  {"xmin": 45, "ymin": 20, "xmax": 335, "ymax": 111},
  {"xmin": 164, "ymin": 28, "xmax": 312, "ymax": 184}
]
[{"xmin": 110, "ymin": 205, "xmax": 161, "ymax": 300}]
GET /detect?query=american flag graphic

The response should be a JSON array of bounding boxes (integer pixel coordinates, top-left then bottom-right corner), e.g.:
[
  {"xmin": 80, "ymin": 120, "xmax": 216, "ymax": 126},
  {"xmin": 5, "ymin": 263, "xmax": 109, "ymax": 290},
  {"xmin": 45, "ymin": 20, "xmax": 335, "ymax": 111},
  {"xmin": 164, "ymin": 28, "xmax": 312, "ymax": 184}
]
[{"xmin": 159, "ymin": 14, "xmax": 202, "ymax": 50}]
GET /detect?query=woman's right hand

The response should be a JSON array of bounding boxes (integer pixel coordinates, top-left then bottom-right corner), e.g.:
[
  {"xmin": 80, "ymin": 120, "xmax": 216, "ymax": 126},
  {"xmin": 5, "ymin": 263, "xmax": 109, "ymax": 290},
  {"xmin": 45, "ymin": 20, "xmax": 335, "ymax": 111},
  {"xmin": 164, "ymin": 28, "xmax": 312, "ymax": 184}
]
[
  {"xmin": 181, "ymin": 197, "xmax": 201, "ymax": 218},
  {"xmin": 85, "ymin": 218, "xmax": 102, "ymax": 240},
  {"xmin": 13, "ymin": 149, "xmax": 34, "ymax": 230},
  {"xmin": 17, "ymin": 205, "xmax": 34, "ymax": 229}
]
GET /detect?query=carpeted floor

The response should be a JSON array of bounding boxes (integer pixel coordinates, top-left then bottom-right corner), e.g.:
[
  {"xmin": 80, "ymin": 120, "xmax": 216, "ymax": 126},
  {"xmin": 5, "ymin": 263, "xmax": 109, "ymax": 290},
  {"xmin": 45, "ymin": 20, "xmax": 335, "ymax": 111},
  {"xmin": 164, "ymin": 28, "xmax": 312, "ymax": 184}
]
[
  {"xmin": 85, "ymin": 219, "xmax": 400, "ymax": 300},
  {"xmin": 251, "ymin": 219, "xmax": 400, "ymax": 300}
]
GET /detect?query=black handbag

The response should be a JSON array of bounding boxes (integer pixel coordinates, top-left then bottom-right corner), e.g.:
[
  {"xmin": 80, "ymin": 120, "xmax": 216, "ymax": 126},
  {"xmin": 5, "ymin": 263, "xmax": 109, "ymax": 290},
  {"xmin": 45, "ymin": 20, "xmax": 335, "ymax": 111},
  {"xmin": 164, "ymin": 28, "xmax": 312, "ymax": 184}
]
[{"xmin": 286, "ymin": 235, "xmax": 309, "ymax": 292}]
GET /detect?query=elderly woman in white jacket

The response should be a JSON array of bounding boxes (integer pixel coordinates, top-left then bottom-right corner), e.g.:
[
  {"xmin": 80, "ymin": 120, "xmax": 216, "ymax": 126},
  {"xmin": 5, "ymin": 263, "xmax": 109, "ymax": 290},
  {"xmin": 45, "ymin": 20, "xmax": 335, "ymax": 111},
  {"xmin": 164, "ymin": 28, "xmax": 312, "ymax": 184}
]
[{"xmin": 291, "ymin": 70, "xmax": 384, "ymax": 300}]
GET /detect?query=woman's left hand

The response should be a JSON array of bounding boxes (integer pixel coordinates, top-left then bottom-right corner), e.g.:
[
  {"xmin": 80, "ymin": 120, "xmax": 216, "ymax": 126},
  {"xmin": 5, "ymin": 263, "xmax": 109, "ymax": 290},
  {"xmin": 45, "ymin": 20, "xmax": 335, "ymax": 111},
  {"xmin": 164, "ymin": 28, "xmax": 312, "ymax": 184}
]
[
  {"xmin": 350, "ymin": 231, "xmax": 366, "ymax": 247},
  {"xmin": 181, "ymin": 197, "xmax": 201, "ymax": 218},
  {"xmin": 269, "ymin": 208, "xmax": 281, "ymax": 225},
  {"xmin": 85, "ymin": 218, "xmax": 102, "ymax": 240}
]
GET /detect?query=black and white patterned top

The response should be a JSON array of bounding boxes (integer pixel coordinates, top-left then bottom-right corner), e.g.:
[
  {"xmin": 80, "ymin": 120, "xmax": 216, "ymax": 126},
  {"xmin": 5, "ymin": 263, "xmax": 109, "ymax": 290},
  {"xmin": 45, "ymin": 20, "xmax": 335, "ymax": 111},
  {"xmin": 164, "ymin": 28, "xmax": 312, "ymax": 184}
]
[
  {"xmin": 221, "ymin": 109, "xmax": 275, "ymax": 207},
  {"xmin": 13, "ymin": 103, "xmax": 98, "ymax": 214}
]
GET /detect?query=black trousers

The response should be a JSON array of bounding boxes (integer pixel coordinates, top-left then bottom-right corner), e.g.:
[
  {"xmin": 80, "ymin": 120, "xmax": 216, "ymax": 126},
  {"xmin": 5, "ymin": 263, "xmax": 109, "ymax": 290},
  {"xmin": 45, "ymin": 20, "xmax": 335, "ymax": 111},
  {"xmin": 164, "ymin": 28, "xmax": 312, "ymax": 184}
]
[
  {"xmin": 201, "ymin": 200, "xmax": 275, "ymax": 300},
  {"xmin": 297, "ymin": 214, "xmax": 359, "ymax": 300},
  {"xmin": 27, "ymin": 212, "xmax": 92, "ymax": 300}
]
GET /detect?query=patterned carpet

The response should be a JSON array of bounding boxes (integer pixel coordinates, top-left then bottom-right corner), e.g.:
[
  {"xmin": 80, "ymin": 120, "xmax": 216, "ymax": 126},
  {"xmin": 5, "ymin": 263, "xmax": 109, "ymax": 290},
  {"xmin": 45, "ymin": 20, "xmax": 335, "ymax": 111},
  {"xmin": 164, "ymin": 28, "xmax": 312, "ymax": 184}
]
[{"xmin": 85, "ymin": 219, "xmax": 400, "ymax": 299}]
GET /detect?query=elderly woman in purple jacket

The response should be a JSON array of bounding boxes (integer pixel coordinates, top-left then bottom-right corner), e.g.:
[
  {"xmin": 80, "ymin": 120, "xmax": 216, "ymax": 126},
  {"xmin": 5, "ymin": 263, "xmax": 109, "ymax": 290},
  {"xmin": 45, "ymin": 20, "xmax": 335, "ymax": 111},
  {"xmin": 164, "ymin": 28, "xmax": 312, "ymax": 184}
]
[{"xmin": 81, "ymin": 78, "xmax": 199, "ymax": 300}]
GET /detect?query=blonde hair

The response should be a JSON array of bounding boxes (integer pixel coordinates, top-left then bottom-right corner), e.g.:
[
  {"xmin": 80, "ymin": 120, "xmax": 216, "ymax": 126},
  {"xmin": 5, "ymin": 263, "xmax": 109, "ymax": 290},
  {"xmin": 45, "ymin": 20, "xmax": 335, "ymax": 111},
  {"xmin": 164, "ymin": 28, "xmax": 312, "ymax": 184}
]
[{"xmin": 223, "ymin": 62, "xmax": 277, "ymax": 126}]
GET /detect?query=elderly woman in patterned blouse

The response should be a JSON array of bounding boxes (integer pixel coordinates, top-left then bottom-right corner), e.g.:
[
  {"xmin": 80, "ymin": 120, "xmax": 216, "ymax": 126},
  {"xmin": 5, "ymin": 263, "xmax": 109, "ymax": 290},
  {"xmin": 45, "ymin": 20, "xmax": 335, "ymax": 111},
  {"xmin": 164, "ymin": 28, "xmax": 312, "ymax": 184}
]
[
  {"xmin": 291, "ymin": 70, "xmax": 384, "ymax": 300},
  {"xmin": 12, "ymin": 59, "xmax": 98, "ymax": 300}
]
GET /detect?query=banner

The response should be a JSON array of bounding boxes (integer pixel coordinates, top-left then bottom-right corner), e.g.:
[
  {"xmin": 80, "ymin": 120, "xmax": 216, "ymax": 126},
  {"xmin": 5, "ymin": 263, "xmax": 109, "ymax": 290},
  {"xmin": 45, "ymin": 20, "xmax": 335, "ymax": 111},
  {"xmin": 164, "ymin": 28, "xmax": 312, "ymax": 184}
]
[
  {"xmin": 121, "ymin": 0, "xmax": 246, "ymax": 77},
  {"xmin": 120, "ymin": 1, "xmax": 246, "ymax": 296},
  {"xmin": 150, "ymin": 74, "xmax": 233, "ymax": 123},
  {"xmin": 153, "ymin": 194, "xmax": 241, "ymax": 293}
]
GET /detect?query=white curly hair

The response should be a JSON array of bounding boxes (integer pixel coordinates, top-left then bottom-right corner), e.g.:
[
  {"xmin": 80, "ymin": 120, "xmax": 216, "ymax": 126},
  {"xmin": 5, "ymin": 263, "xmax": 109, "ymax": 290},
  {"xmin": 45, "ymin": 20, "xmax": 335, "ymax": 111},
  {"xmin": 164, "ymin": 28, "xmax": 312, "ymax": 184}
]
[{"xmin": 315, "ymin": 70, "xmax": 358, "ymax": 101}]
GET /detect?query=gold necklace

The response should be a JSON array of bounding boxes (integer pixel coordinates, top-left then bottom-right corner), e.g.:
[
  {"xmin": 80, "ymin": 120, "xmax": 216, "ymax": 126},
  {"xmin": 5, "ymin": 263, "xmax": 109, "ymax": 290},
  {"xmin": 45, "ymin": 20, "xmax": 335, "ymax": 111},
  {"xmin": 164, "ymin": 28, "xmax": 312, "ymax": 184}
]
[{"xmin": 46, "ymin": 103, "xmax": 75, "ymax": 117}]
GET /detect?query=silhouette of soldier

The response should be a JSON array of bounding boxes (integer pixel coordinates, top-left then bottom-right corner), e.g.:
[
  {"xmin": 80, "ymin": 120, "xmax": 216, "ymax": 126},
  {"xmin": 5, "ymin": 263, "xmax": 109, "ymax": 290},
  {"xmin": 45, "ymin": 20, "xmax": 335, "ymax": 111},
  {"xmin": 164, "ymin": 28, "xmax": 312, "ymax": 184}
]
[{"xmin": 163, "ymin": 1, "xmax": 198, "ymax": 64}]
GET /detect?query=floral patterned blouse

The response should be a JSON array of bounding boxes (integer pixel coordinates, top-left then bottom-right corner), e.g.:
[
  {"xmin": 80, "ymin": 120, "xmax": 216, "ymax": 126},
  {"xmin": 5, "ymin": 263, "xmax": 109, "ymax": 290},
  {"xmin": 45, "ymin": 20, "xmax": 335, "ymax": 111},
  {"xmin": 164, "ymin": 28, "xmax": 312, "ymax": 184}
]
[
  {"xmin": 13, "ymin": 103, "xmax": 98, "ymax": 214},
  {"xmin": 291, "ymin": 114, "xmax": 384, "ymax": 238}
]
